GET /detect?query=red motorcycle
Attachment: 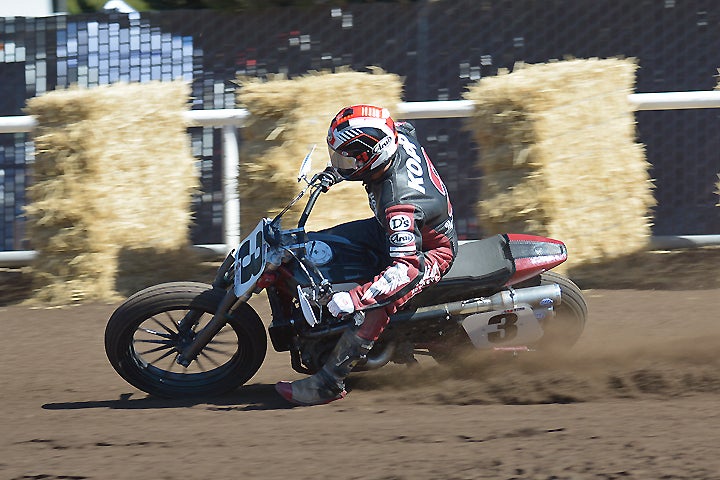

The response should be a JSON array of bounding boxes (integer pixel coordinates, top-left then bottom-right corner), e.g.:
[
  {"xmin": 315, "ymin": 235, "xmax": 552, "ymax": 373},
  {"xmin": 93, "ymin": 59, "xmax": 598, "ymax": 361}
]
[{"xmin": 105, "ymin": 150, "xmax": 588, "ymax": 398}]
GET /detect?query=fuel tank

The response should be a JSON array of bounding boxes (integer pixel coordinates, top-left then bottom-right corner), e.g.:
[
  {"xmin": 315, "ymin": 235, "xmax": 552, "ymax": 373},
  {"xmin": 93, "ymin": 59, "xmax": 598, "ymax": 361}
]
[{"xmin": 289, "ymin": 232, "xmax": 385, "ymax": 286}]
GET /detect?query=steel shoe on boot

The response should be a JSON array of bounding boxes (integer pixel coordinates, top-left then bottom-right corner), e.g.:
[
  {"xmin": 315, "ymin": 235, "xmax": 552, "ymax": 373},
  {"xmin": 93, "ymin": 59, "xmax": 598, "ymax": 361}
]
[
  {"xmin": 275, "ymin": 368, "xmax": 347, "ymax": 406},
  {"xmin": 275, "ymin": 325, "xmax": 374, "ymax": 406}
]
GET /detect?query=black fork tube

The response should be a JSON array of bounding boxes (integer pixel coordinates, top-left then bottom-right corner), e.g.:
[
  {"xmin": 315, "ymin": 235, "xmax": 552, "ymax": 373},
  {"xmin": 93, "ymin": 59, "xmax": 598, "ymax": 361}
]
[
  {"xmin": 176, "ymin": 290, "xmax": 238, "ymax": 367},
  {"xmin": 298, "ymin": 186, "xmax": 323, "ymax": 229},
  {"xmin": 212, "ymin": 252, "xmax": 236, "ymax": 289}
]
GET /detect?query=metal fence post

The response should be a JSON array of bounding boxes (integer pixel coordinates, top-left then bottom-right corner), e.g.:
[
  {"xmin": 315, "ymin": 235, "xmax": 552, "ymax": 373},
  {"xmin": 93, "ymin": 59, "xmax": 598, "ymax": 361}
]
[{"xmin": 222, "ymin": 124, "xmax": 241, "ymax": 253}]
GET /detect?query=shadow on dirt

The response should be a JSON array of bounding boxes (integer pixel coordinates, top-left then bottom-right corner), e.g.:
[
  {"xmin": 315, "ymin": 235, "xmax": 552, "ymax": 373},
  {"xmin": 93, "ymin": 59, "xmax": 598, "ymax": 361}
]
[
  {"xmin": 41, "ymin": 383, "xmax": 297, "ymax": 412},
  {"xmin": 0, "ymin": 268, "xmax": 34, "ymax": 306},
  {"xmin": 569, "ymin": 246, "xmax": 720, "ymax": 290}
]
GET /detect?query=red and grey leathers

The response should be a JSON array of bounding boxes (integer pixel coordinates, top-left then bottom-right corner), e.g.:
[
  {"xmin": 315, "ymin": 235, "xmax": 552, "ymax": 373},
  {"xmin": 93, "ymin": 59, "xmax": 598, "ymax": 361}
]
[
  {"xmin": 275, "ymin": 120, "xmax": 458, "ymax": 406},
  {"xmin": 340, "ymin": 121, "xmax": 458, "ymax": 341}
]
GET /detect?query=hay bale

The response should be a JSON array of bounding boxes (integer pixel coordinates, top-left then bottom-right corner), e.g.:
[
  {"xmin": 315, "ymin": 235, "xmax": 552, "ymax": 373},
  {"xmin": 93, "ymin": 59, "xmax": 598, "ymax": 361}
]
[
  {"xmin": 236, "ymin": 68, "xmax": 403, "ymax": 232},
  {"xmin": 25, "ymin": 81, "xmax": 199, "ymax": 303},
  {"xmin": 463, "ymin": 58, "xmax": 655, "ymax": 272}
]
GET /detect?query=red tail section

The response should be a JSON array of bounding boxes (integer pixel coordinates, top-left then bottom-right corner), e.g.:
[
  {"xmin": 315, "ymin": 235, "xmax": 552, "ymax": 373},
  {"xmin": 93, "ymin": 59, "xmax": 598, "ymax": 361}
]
[{"xmin": 505, "ymin": 234, "xmax": 567, "ymax": 285}]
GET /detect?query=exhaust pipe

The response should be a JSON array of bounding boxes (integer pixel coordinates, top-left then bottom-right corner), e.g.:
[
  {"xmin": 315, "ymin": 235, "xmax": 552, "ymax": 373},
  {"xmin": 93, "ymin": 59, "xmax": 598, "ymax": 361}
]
[{"xmin": 391, "ymin": 284, "xmax": 561, "ymax": 323}]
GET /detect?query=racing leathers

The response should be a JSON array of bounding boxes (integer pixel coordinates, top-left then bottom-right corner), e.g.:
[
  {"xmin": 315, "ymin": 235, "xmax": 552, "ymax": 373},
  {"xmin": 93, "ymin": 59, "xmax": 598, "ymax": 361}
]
[
  {"xmin": 327, "ymin": 121, "xmax": 458, "ymax": 342},
  {"xmin": 274, "ymin": 121, "xmax": 457, "ymax": 406}
]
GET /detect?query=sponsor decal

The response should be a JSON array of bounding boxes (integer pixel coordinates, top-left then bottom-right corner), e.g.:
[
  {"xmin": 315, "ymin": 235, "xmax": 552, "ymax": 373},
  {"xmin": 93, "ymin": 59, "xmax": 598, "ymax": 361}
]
[
  {"xmin": 368, "ymin": 192, "xmax": 377, "ymax": 213},
  {"xmin": 388, "ymin": 213, "xmax": 412, "ymax": 231},
  {"xmin": 373, "ymin": 134, "xmax": 392, "ymax": 154},
  {"xmin": 389, "ymin": 245, "xmax": 415, "ymax": 258},
  {"xmin": 398, "ymin": 134, "xmax": 425, "ymax": 194},
  {"xmin": 540, "ymin": 298, "xmax": 554, "ymax": 306},
  {"xmin": 424, "ymin": 148, "xmax": 446, "ymax": 195},
  {"xmin": 362, "ymin": 263, "xmax": 411, "ymax": 301},
  {"xmin": 390, "ymin": 231, "xmax": 415, "ymax": 246},
  {"xmin": 410, "ymin": 260, "xmax": 442, "ymax": 295}
]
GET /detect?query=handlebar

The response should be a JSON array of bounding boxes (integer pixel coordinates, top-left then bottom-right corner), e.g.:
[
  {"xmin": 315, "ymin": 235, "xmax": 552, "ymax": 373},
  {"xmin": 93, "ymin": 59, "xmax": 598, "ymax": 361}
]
[
  {"xmin": 314, "ymin": 167, "xmax": 343, "ymax": 192},
  {"xmin": 298, "ymin": 169, "xmax": 340, "ymax": 228}
]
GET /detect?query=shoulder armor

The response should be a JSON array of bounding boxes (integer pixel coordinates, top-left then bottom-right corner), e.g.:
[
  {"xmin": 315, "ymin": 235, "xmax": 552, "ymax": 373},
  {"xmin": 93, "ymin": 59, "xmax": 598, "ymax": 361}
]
[{"xmin": 396, "ymin": 121, "xmax": 417, "ymax": 139}]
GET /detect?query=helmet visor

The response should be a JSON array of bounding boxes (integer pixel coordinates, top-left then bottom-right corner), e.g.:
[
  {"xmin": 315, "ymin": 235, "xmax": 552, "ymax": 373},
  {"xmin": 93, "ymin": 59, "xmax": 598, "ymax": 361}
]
[{"xmin": 328, "ymin": 145, "xmax": 360, "ymax": 171}]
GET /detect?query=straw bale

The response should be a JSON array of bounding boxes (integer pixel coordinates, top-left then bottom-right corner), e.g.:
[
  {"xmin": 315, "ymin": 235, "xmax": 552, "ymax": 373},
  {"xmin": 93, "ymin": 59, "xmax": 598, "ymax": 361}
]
[
  {"xmin": 464, "ymin": 58, "xmax": 655, "ymax": 273},
  {"xmin": 25, "ymin": 81, "xmax": 199, "ymax": 303},
  {"xmin": 236, "ymin": 68, "xmax": 403, "ymax": 233}
]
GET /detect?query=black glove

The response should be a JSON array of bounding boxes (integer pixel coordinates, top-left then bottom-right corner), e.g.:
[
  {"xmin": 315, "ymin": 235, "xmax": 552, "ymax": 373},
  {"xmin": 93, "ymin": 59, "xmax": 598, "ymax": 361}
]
[{"xmin": 316, "ymin": 166, "xmax": 343, "ymax": 192}]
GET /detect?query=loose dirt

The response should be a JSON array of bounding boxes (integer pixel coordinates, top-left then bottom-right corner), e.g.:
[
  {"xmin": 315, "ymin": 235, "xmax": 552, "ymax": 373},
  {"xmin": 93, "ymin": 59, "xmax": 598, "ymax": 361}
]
[{"xmin": 2, "ymin": 287, "xmax": 720, "ymax": 480}]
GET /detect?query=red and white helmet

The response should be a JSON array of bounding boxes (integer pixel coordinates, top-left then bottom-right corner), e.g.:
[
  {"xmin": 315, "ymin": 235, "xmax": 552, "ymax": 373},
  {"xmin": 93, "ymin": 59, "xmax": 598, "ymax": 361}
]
[{"xmin": 326, "ymin": 104, "xmax": 398, "ymax": 181}]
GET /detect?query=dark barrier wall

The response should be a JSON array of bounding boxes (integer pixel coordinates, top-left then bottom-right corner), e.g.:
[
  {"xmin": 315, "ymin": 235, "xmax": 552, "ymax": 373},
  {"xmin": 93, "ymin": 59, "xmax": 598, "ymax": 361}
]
[{"xmin": 1, "ymin": 0, "xmax": 719, "ymax": 249}]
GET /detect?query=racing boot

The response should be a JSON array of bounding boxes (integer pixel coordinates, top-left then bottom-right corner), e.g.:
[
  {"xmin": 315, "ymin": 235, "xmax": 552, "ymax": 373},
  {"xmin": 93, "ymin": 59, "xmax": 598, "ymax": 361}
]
[{"xmin": 275, "ymin": 322, "xmax": 374, "ymax": 406}]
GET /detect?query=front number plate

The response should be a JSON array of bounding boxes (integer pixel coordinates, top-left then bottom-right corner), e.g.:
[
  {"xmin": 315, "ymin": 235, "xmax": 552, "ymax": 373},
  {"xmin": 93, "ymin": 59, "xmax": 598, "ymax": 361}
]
[{"xmin": 234, "ymin": 220, "xmax": 267, "ymax": 298}]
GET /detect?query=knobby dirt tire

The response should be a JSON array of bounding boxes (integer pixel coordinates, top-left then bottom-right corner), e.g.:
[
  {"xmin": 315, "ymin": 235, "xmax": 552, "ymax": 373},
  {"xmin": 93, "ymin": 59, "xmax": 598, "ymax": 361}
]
[{"xmin": 104, "ymin": 282, "xmax": 267, "ymax": 398}]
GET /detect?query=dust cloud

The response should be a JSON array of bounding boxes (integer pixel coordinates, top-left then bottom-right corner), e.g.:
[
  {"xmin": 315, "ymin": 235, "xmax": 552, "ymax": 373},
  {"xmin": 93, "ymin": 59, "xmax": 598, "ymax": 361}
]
[{"xmin": 351, "ymin": 290, "xmax": 720, "ymax": 405}]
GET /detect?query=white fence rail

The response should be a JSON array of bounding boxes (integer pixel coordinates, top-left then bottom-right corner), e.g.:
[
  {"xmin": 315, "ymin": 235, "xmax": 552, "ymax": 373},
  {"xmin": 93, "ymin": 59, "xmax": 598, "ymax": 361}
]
[{"xmin": 1, "ymin": 91, "xmax": 720, "ymax": 267}]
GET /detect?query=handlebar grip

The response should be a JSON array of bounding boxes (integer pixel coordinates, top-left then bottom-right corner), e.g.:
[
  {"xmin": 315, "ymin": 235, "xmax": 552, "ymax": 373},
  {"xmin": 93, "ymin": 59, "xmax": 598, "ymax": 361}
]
[{"xmin": 315, "ymin": 168, "xmax": 342, "ymax": 192}]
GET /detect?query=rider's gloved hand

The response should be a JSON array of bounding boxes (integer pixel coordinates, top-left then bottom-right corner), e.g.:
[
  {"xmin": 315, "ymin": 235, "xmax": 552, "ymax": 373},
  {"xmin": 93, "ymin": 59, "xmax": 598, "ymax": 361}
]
[
  {"xmin": 327, "ymin": 291, "xmax": 355, "ymax": 317},
  {"xmin": 318, "ymin": 166, "xmax": 343, "ymax": 192},
  {"xmin": 323, "ymin": 165, "xmax": 342, "ymax": 181}
]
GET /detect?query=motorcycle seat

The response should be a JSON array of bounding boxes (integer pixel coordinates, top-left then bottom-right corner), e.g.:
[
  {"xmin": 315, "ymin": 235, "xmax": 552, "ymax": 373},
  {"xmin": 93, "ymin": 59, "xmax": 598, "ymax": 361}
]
[
  {"xmin": 405, "ymin": 234, "xmax": 516, "ymax": 308},
  {"xmin": 441, "ymin": 234, "xmax": 515, "ymax": 286}
]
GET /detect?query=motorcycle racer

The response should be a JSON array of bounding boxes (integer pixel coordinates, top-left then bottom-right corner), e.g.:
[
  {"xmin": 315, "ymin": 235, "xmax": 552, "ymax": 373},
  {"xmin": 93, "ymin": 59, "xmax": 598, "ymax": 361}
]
[{"xmin": 276, "ymin": 104, "xmax": 458, "ymax": 406}]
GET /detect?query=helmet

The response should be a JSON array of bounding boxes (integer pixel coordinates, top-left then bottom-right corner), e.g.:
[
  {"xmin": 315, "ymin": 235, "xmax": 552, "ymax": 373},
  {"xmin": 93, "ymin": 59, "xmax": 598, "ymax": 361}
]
[{"xmin": 326, "ymin": 104, "xmax": 398, "ymax": 181}]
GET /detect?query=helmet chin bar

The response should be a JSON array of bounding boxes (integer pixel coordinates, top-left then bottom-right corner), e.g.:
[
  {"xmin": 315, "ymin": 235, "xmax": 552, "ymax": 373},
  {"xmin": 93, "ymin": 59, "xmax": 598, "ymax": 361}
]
[{"xmin": 366, "ymin": 159, "xmax": 393, "ymax": 181}]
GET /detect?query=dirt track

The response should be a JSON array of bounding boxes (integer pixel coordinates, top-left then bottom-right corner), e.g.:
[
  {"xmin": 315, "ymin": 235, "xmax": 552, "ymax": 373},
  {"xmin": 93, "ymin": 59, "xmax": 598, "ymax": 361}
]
[{"xmin": 2, "ymin": 287, "xmax": 720, "ymax": 480}]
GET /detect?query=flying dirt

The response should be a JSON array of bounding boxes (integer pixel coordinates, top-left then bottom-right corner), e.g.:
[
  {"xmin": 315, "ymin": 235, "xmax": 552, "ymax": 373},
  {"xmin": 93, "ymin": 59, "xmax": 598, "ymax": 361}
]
[{"xmin": 2, "ymin": 286, "xmax": 720, "ymax": 479}]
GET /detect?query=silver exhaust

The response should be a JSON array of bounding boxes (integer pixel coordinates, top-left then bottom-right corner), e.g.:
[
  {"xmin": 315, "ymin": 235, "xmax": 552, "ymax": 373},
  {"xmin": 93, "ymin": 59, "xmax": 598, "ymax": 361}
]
[
  {"xmin": 392, "ymin": 284, "xmax": 562, "ymax": 323},
  {"xmin": 456, "ymin": 284, "xmax": 561, "ymax": 315}
]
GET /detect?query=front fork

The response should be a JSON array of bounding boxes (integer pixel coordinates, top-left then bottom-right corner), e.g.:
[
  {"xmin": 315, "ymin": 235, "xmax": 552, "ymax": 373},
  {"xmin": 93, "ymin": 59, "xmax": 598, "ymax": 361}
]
[
  {"xmin": 175, "ymin": 252, "xmax": 241, "ymax": 367},
  {"xmin": 175, "ymin": 252, "xmax": 281, "ymax": 368},
  {"xmin": 175, "ymin": 289, "xmax": 239, "ymax": 367}
]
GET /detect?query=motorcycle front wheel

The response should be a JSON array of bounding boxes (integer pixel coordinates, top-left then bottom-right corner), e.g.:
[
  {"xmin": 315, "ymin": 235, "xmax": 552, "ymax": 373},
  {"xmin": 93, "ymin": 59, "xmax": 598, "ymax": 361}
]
[{"xmin": 105, "ymin": 282, "xmax": 267, "ymax": 398}]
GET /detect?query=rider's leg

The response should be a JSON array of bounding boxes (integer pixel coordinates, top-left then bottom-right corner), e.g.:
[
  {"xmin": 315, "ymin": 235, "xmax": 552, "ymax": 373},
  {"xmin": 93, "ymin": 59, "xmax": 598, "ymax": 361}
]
[{"xmin": 275, "ymin": 308, "xmax": 389, "ymax": 406}]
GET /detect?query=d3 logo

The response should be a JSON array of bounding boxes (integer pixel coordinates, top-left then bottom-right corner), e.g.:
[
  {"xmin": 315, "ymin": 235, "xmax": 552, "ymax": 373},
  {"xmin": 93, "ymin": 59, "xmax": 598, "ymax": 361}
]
[{"xmin": 389, "ymin": 214, "xmax": 412, "ymax": 231}]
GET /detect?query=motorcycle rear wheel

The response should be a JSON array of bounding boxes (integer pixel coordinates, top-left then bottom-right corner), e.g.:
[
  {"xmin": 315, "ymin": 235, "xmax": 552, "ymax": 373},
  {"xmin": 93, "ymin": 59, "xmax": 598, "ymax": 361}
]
[
  {"xmin": 534, "ymin": 271, "xmax": 588, "ymax": 349},
  {"xmin": 105, "ymin": 282, "xmax": 267, "ymax": 398}
]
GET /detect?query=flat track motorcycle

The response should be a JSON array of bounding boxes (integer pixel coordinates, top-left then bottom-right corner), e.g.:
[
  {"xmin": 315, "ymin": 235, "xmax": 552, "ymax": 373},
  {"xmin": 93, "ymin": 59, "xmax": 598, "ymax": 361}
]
[{"xmin": 104, "ymin": 150, "xmax": 588, "ymax": 398}]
